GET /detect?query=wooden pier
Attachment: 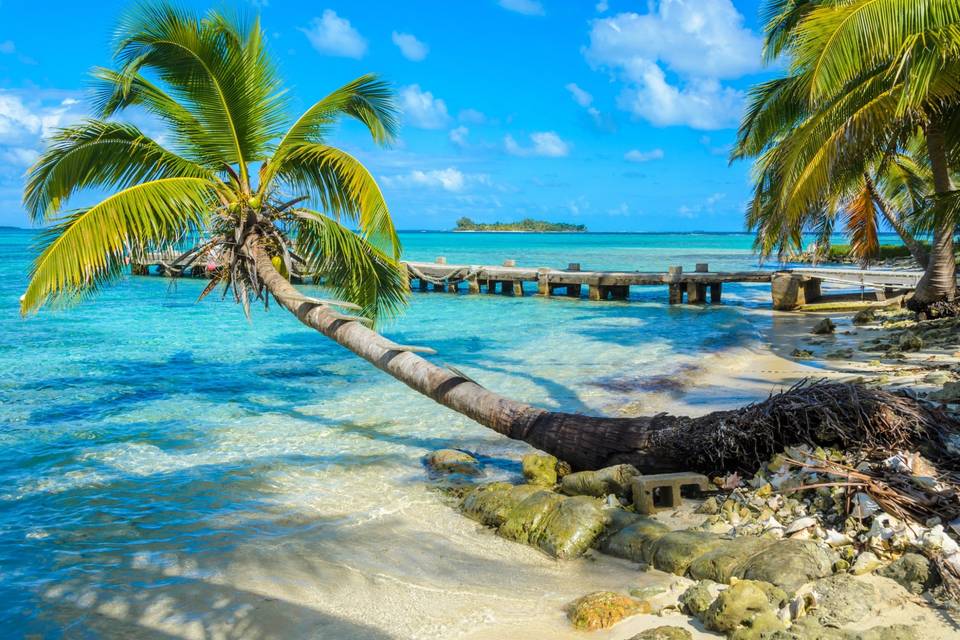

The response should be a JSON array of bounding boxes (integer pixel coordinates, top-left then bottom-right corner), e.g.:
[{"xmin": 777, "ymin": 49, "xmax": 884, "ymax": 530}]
[{"xmin": 132, "ymin": 250, "xmax": 937, "ymax": 310}]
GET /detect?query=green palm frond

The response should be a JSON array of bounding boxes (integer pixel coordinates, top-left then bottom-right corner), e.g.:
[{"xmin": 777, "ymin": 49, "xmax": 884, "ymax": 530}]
[
  {"xmin": 22, "ymin": 177, "xmax": 215, "ymax": 314},
  {"xmin": 275, "ymin": 143, "xmax": 400, "ymax": 258},
  {"xmin": 112, "ymin": 2, "xmax": 286, "ymax": 184},
  {"xmin": 732, "ymin": 75, "xmax": 808, "ymax": 160},
  {"xmin": 24, "ymin": 120, "xmax": 211, "ymax": 222},
  {"xmin": 293, "ymin": 210, "xmax": 407, "ymax": 321}
]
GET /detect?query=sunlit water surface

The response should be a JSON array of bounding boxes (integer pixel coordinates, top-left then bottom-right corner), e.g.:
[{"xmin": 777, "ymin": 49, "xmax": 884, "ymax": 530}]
[{"xmin": 1, "ymin": 230, "xmax": 816, "ymax": 638}]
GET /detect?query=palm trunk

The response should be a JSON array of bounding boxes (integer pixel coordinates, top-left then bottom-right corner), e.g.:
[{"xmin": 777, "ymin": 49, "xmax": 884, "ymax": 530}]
[
  {"xmin": 245, "ymin": 237, "xmax": 956, "ymax": 474},
  {"xmin": 913, "ymin": 120, "xmax": 957, "ymax": 304},
  {"xmin": 864, "ymin": 174, "xmax": 928, "ymax": 269}
]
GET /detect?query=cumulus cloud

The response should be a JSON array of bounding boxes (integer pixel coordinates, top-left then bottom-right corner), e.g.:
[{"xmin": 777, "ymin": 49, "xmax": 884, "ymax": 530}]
[
  {"xmin": 381, "ymin": 167, "xmax": 489, "ymax": 192},
  {"xmin": 565, "ymin": 83, "xmax": 593, "ymax": 108},
  {"xmin": 392, "ymin": 31, "xmax": 428, "ymax": 61},
  {"xmin": 0, "ymin": 93, "xmax": 83, "ymax": 145},
  {"xmin": 300, "ymin": 10, "xmax": 367, "ymax": 59},
  {"xmin": 1, "ymin": 146, "xmax": 38, "ymax": 166},
  {"xmin": 399, "ymin": 85, "xmax": 450, "ymax": 129},
  {"xmin": 596, "ymin": 1, "xmax": 609, "ymax": 12},
  {"xmin": 498, "ymin": 0, "xmax": 545, "ymax": 16},
  {"xmin": 504, "ymin": 131, "xmax": 570, "ymax": 157},
  {"xmin": 585, "ymin": 0, "xmax": 763, "ymax": 130},
  {"xmin": 449, "ymin": 126, "xmax": 469, "ymax": 147},
  {"xmin": 624, "ymin": 148, "xmax": 664, "ymax": 162}
]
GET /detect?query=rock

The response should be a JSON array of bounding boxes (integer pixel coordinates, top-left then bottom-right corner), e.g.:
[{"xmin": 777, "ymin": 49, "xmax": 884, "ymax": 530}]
[
  {"xmin": 851, "ymin": 550, "xmax": 884, "ymax": 575},
  {"xmin": 763, "ymin": 617, "xmax": 848, "ymax": 639},
  {"xmin": 923, "ymin": 371, "xmax": 951, "ymax": 385},
  {"xmin": 600, "ymin": 517, "xmax": 670, "ymax": 562},
  {"xmin": 810, "ymin": 574, "xmax": 877, "ymax": 626},
  {"xmin": 930, "ymin": 381, "xmax": 960, "ymax": 403},
  {"xmin": 877, "ymin": 553, "xmax": 939, "ymax": 594},
  {"xmin": 811, "ymin": 318, "xmax": 836, "ymax": 335},
  {"xmin": 679, "ymin": 580, "xmax": 720, "ymax": 618},
  {"xmin": 527, "ymin": 495, "xmax": 610, "ymax": 559},
  {"xmin": 647, "ymin": 530, "xmax": 726, "ymax": 575},
  {"xmin": 859, "ymin": 624, "xmax": 920, "ymax": 640},
  {"xmin": 697, "ymin": 496, "xmax": 720, "ymax": 514},
  {"xmin": 702, "ymin": 580, "xmax": 787, "ymax": 636},
  {"xmin": 629, "ymin": 585, "xmax": 667, "ymax": 600},
  {"xmin": 424, "ymin": 449, "xmax": 481, "ymax": 475},
  {"xmin": 853, "ymin": 308, "xmax": 877, "ymax": 325},
  {"xmin": 688, "ymin": 537, "xmax": 778, "ymax": 583},
  {"xmin": 628, "ymin": 626, "xmax": 692, "ymax": 640},
  {"xmin": 521, "ymin": 453, "xmax": 558, "ymax": 486},
  {"xmin": 461, "ymin": 483, "xmax": 541, "ymax": 527},
  {"xmin": 561, "ymin": 463, "xmax": 640, "ymax": 498},
  {"xmin": 791, "ymin": 348, "xmax": 815, "ymax": 359},
  {"xmin": 898, "ymin": 332, "xmax": 923, "ymax": 352},
  {"xmin": 497, "ymin": 490, "xmax": 565, "ymax": 545},
  {"xmin": 735, "ymin": 539, "xmax": 836, "ymax": 595},
  {"xmin": 566, "ymin": 591, "xmax": 650, "ymax": 631}
]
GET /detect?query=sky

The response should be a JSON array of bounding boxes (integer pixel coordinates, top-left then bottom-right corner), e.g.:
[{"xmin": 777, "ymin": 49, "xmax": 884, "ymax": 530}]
[{"xmin": 0, "ymin": 0, "xmax": 774, "ymax": 231}]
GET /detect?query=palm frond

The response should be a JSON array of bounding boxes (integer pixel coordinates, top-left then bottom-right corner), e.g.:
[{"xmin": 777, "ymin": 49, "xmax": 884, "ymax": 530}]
[
  {"xmin": 21, "ymin": 177, "xmax": 214, "ymax": 314},
  {"xmin": 24, "ymin": 119, "xmax": 211, "ymax": 222},
  {"xmin": 292, "ymin": 209, "xmax": 407, "ymax": 321},
  {"xmin": 275, "ymin": 143, "xmax": 400, "ymax": 258},
  {"xmin": 845, "ymin": 178, "xmax": 880, "ymax": 264}
]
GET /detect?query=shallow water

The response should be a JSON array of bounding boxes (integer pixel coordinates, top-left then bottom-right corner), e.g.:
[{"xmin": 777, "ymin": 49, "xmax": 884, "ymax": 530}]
[{"xmin": 0, "ymin": 230, "xmax": 805, "ymax": 638}]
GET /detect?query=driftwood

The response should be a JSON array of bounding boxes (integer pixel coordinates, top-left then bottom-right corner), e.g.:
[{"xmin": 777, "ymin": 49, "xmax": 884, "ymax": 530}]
[{"xmin": 247, "ymin": 236, "xmax": 960, "ymax": 476}]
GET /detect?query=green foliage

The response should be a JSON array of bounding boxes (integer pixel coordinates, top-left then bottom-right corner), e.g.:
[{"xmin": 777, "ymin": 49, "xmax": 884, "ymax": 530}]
[
  {"xmin": 22, "ymin": 1, "xmax": 404, "ymax": 323},
  {"xmin": 454, "ymin": 217, "xmax": 587, "ymax": 232}
]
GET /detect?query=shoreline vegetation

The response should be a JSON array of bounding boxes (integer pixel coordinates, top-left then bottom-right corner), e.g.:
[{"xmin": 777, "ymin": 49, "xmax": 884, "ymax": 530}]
[{"xmin": 453, "ymin": 216, "xmax": 587, "ymax": 233}]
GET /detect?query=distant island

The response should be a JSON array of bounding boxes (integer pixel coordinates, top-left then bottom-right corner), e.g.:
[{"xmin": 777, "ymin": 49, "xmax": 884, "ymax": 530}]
[{"xmin": 454, "ymin": 217, "xmax": 587, "ymax": 232}]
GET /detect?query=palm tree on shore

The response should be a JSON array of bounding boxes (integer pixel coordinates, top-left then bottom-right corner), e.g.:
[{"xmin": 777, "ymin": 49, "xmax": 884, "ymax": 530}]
[
  {"xmin": 736, "ymin": 0, "xmax": 960, "ymax": 305},
  {"xmin": 21, "ymin": 3, "xmax": 952, "ymax": 474}
]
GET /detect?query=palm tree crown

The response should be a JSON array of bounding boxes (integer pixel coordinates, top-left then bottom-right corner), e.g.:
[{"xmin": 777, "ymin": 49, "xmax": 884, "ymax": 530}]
[{"xmin": 22, "ymin": 3, "xmax": 406, "ymax": 320}]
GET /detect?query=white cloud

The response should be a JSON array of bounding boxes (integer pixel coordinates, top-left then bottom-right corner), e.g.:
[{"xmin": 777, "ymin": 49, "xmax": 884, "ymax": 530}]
[
  {"xmin": 0, "ymin": 92, "xmax": 83, "ymax": 145},
  {"xmin": 565, "ymin": 83, "xmax": 593, "ymax": 108},
  {"xmin": 300, "ymin": 10, "xmax": 367, "ymax": 59},
  {"xmin": 449, "ymin": 126, "xmax": 469, "ymax": 147},
  {"xmin": 382, "ymin": 167, "xmax": 489, "ymax": 192},
  {"xmin": 679, "ymin": 192, "xmax": 726, "ymax": 217},
  {"xmin": 399, "ymin": 85, "xmax": 450, "ymax": 129},
  {"xmin": 498, "ymin": 0, "xmax": 545, "ymax": 16},
  {"xmin": 1, "ymin": 146, "xmax": 38, "ymax": 166},
  {"xmin": 624, "ymin": 148, "xmax": 664, "ymax": 162},
  {"xmin": 596, "ymin": 1, "xmax": 609, "ymax": 12},
  {"xmin": 585, "ymin": 0, "xmax": 763, "ymax": 130},
  {"xmin": 458, "ymin": 108, "xmax": 487, "ymax": 125},
  {"xmin": 392, "ymin": 31, "xmax": 428, "ymax": 61},
  {"xmin": 504, "ymin": 131, "xmax": 570, "ymax": 157}
]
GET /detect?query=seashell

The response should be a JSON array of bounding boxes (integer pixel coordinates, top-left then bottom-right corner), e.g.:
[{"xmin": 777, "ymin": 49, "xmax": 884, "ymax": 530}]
[
  {"xmin": 785, "ymin": 516, "xmax": 817, "ymax": 534},
  {"xmin": 789, "ymin": 595, "xmax": 806, "ymax": 620},
  {"xmin": 823, "ymin": 529, "xmax": 853, "ymax": 547}
]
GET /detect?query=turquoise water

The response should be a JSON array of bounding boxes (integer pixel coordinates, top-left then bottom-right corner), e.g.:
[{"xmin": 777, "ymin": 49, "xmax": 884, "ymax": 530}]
[{"xmin": 0, "ymin": 229, "xmax": 818, "ymax": 637}]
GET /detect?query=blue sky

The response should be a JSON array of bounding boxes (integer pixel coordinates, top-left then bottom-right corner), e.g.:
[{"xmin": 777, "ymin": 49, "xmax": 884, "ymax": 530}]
[{"xmin": 0, "ymin": 0, "xmax": 772, "ymax": 231}]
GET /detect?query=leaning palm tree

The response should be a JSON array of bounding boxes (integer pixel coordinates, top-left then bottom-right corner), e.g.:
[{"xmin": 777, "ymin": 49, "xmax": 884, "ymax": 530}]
[
  {"xmin": 736, "ymin": 0, "xmax": 960, "ymax": 306},
  {"xmin": 22, "ymin": 3, "xmax": 955, "ymax": 475}
]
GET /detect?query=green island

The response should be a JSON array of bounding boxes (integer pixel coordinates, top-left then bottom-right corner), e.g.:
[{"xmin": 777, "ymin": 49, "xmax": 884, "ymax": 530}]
[{"xmin": 454, "ymin": 217, "xmax": 587, "ymax": 232}]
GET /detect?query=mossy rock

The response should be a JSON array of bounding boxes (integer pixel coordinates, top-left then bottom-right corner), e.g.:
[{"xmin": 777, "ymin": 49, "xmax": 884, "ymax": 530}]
[
  {"xmin": 898, "ymin": 332, "xmax": 923, "ymax": 352},
  {"xmin": 646, "ymin": 529, "xmax": 726, "ymax": 575},
  {"xmin": 810, "ymin": 574, "xmax": 877, "ymax": 627},
  {"xmin": 566, "ymin": 591, "xmax": 650, "ymax": 631},
  {"xmin": 561, "ymin": 463, "xmax": 639, "ymax": 497},
  {"xmin": 702, "ymin": 580, "xmax": 787, "ymax": 636},
  {"xmin": 734, "ymin": 538, "xmax": 836, "ymax": 595},
  {"xmin": 497, "ymin": 490, "xmax": 564, "ymax": 545},
  {"xmin": 528, "ymin": 495, "xmax": 610, "ymax": 559},
  {"xmin": 877, "ymin": 553, "xmax": 939, "ymax": 594},
  {"xmin": 688, "ymin": 537, "xmax": 778, "ymax": 583},
  {"xmin": 853, "ymin": 308, "xmax": 877, "ymax": 325},
  {"xmin": 811, "ymin": 318, "xmax": 836, "ymax": 335},
  {"xmin": 679, "ymin": 580, "xmax": 719, "ymax": 618},
  {"xmin": 521, "ymin": 453, "xmax": 558, "ymax": 486},
  {"xmin": 628, "ymin": 626, "xmax": 692, "ymax": 640},
  {"xmin": 600, "ymin": 517, "xmax": 671, "ymax": 562},
  {"xmin": 930, "ymin": 381, "xmax": 960, "ymax": 403},
  {"xmin": 460, "ymin": 483, "xmax": 541, "ymax": 527},
  {"xmin": 424, "ymin": 449, "xmax": 481, "ymax": 476}
]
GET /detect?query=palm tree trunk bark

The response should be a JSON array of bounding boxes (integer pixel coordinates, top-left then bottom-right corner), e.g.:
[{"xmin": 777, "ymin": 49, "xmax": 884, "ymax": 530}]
[
  {"xmin": 864, "ymin": 174, "xmax": 928, "ymax": 269},
  {"xmin": 913, "ymin": 119, "xmax": 957, "ymax": 304},
  {"xmin": 245, "ymin": 236, "xmax": 957, "ymax": 474}
]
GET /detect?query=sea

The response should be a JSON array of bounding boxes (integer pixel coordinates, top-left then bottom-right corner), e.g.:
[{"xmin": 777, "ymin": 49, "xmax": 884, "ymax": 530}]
[{"xmin": 0, "ymin": 229, "xmax": 881, "ymax": 638}]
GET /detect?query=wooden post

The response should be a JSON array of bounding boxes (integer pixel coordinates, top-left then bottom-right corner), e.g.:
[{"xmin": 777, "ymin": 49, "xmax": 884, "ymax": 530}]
[
  {"xmin": 588, "ymin": 283, "xmax": 603, "ymax": 301},
  {"xmin": 446, "ymin": 282, "xmax": 458, "ymax": 293},
  {"xmin": 436, "ymin": 256, "xmax": 447, "ymax": 264},
  {"xmin": 667, "ymin": 266, "xmax": 683, "ymax": 304},
  {"xmin": 512, "ymin": 281, "xmax": 524, "ymax": 296},
  {"xmin": 486, "ymin": 279, "xmax": 497, "ymax": 294},
  {"xmin": 537, "ymin": 269, "xmax": 550, "ymax": 296},
  {"xmin": 696, "ymin": 263, "xmax": 709, "ymax": 273},
  {"xmin": 467, "ymin": 275, "xmax": 480, "ymax": 294},
  {"xmin": 669, "ymin": 284, "xmax": 684, "ymax": 304},
  {"xmin": 503, "ymin": 259, "xmax": 516, "ymax": 267},
  {"xmin": 568, "ymin": 263, "xmax": 581, "ymax": 272},
  {"xmin": 687, "ymin": 281, "xmax": 706, "ymax": 304},
  {"xmin": 710, "ymin": 283, "xmax": 722, "ymax": 304}
]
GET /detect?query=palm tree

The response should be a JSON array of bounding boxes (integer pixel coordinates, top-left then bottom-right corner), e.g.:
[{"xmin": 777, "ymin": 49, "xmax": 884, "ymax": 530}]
[
  {"xmin": 21, "ymin": 3, "xmax": 951, "ymax": 475},
  {"xmin": 736, "ymin": 0, "xmax": 960, "ymax": 305}
]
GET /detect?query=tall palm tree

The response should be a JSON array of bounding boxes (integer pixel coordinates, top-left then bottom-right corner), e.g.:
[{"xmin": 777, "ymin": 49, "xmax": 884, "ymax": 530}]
[
  {"xmin": 22, "ymin": 3, "xmax": 949, "ymax": 475},
  {"xmin": 736, "ymin": 0, "xmax": 960, "ymax": 305}
]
